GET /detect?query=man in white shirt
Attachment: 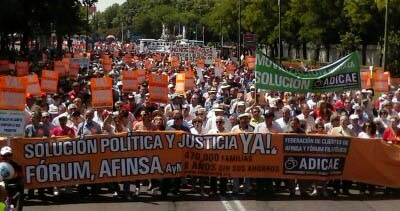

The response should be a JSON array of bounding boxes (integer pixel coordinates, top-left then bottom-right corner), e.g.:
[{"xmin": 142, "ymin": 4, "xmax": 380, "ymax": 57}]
[
  {"xmin": 254, "ymin": 110, "xmax": 283, "ymax": 133},
  {"xmin": 275, "ymin": 107, "xmax": 291, "ymax": 132},
  {"xmin": 296, "ymin": 104, "xmax": 315, "ymax": 133}
]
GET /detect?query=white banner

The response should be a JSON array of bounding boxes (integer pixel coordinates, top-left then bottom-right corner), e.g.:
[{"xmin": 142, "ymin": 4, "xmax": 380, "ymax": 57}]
[{"xmin": 0, "ymin": 110, "xmax": 25, "ymax": 137}]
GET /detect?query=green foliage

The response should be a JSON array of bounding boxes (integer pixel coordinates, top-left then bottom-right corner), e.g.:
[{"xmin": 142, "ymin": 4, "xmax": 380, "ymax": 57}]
[{"xmin": 337, "ymin": 32, "xmax": 362, "ymax": 55}]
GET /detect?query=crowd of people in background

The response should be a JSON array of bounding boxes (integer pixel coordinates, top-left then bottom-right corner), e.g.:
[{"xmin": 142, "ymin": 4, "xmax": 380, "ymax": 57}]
[{"xmin": 20, "ymin": 42, "xmax": 400, "ymax": 200}]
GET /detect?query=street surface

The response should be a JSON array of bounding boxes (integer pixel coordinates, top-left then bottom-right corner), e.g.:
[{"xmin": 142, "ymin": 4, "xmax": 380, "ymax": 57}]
[{"xmin": 23, "ymin": 185, "xmax": 400, "ymax": 211}]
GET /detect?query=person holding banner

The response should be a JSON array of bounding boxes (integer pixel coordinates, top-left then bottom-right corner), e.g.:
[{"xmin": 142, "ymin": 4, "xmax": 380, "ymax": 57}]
[{"xmin": 383, "ymin": 116, "xmax": 400, "ymax": 144}]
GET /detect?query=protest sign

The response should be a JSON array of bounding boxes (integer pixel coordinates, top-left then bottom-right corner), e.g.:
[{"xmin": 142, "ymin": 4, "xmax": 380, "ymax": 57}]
[
  {"xmin": 25, "ymin": 74, "xmax": 41, "ymax": 96},
  {"xmin": 137, "ymin": 69, "xmax": 146, "ymax": 84},
  {"xmin": 255, "ymin": 50, "xmax": 361, "ymax": 93},
  {"xmin": 373, "ymin": 70, "xmax": 389, "ymax": 92},
  {"xmin": 175, "ymin": 73, "xmax": 185, "ymax": 95},
  {"xmin": 0, "ymin": 110, "xmax": 25, "ymax": 137},
  {"xmin": 185, "ymin": 69, "xmax": 195, "ymax": 90},
  {"xmin": 122, "ymin": 70, "xmax": 138, "ymax": 93},
  {"xmin": 16, "ymin": 61, "xmax": 29, "ymax": 76},
  {"xmin": 69, "ymin": 62, "xmax": 80, "ymax": 78},
  {"xmin": 0, "ymin": 60, "xmax": 9, "ymax": 72},
  {"xmin": 70, "ymin": 58, "xmax": 90, "ymax": 69},
  {"xmin": 149, "ymin": 74, "xmax": 168, "ymax": 104},
  {"xmin": 54, "ymin": 60, "xmax": 66, "ymax": 77},
  {"xmin": 360, "ymin": 71, "xmax": 371, "ymax": 89},
  {"xmin": 245, "ymin": 56, "xmax": 256, "ymax": 71},
  {"xmin": 91, "ymin": 77, "xmax": 113, "ymax": 108},
  {"xmin": 8, "ymin": 132, "xmax": 400, "ymax": 189},
  {"xmin": 41, "ymin": 70, "xmax": 59, "ymax": 94},
  {"xmin": 0, "ymin": 76, "xmax": 27, "ymax": 111}
]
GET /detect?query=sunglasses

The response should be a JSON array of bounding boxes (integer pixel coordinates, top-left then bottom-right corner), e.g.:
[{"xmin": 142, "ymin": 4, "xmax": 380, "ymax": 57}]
[{"xmin": 216, "ymin": 121, "xmax": 224, "ymax": 124}]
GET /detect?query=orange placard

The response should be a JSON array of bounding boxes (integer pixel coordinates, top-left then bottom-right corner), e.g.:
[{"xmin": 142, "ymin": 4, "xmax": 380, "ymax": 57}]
[
  {"xmin": 170, "ymin": 56, "xmax": 180, "ymax": 68},
  {"xmin": 69, "ymin": 62, "xmax": 80, "ymax": 78},
  {"xmin": 16, "ymin": 61, "xmax": 29, "ymax": 76},
  {"xmin": 41, "ymin": 70, "xmax": 59, "ymax": 94},
  {"xmin": 137, "ymin": 69, "xmax": 146, "ymax": 84},
  {"xmin": 245, "ymin": 56, "xmax": 256, "ymax": 70},
  {"xmin": 196, "ymin": 59, "xmax": 205, "ymax": 69},
  {"xmin": 360, "ymin": 72, "xmax": 371, "ymax": 89},
  {"xmin": 124, "ymin": 54, "xmax": 133, "ymax": 64},
  {"xmin": 149, "ymin": 74, "xmax": 168, "ymax": 104},
  {"xmin": 0, "ymin": 76, "xmax": 27, "ymax": 110},
  {"xmin": 175, "ymin": 73, "xmax": 185, "ymax": 95},
  {"xmin": 25, "ymin": 74, "xmax": 41, "ymax": 96},
  {"xmin": 0, "ymin": 60, "xmax": 9, "ymax": 72},
  {"xmin": 122, "ymin": 70, "xmax": 138, "ymax": 93},
  {"xmin": 62, "ymin": 58, "xmax": 71, "ymax": 76},
  {"xmin": 373, "ymin": 70, "xmax": 389, "ymax": 92},
  {"xmin": 54, "ymin": 61, "xmax": 66, "ymax": 77},
  {"xmin": 102, "ymin": 55, "xmax": 112, "ymax": 72},
  {"xmin": 91, "ymin": 77, "xmax": 113, "ymax": 108},
  {"xmin": 185, "ymin": 69, "xmax": 195, "ymax": 90},
  {"xmin": 226, "ymin": 63, "xmax": 236, "ymax": 74}
]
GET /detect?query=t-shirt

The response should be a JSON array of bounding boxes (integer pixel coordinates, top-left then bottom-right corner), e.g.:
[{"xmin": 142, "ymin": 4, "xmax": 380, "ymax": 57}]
[{"xmin": 51, "ymin": 126, "xmax": 75, "ymax": 137}]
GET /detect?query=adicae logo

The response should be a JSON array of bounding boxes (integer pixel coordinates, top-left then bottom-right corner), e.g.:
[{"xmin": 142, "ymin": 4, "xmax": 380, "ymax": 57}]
[{"xmin": 284, "ymin": 157, "xmax": 298, "ymax": 170}]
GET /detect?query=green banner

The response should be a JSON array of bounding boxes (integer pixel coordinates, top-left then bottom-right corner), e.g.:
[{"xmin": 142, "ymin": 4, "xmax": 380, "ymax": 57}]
[{"xmin": 255, "ymin": 51, "xmax": 361, "ymax": 93}]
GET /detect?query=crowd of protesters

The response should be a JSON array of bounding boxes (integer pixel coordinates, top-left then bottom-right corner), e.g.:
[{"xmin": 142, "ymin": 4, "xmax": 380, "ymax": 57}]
[{"xmin": 19, "ymin": 42, "xmax": 400, "ymax": 200}]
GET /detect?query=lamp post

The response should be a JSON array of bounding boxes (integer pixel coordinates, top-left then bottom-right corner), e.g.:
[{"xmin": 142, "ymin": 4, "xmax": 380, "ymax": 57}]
[
  {"xmin": 382, "ymin": 0, "xmax": 388, "ymax": 70},
  {"xmin": 82, "ymin": 0, "xmax": 96, "ymax": 52},
  {"xmin": 238, "ymin": 0, "xmax": 241, "ymax": 64},
  {"xmin": 278, "ymin": 0, "xmax": 281, "ymax": 64}
]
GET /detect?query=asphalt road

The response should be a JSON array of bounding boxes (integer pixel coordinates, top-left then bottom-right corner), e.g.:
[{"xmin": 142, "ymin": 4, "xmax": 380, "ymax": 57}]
[{"xmin": 22, "ymin": 185, "xmax": 400, "ymax": 211}]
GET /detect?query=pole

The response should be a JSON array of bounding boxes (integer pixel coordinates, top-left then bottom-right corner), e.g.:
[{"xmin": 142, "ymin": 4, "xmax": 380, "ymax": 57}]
[
  {"xmin": 238, "ymin": 0, "xmax": 241, "ymax": 65},
  {"xmin": 220, "ymin": 19, "xmax": 223, "ymax": 48},
  {"xmin": 202, "ymin": 25, "xmax": 205, "ymax": 45},
  {"xmin": 122, "ymin": 22, "xmax": 124, "ymax": 43},
  {"xmin": 86, "ymin": 3, "xmax": 89, "ymax": 52},
  {"xmin": 278, "ymin": 0, "xmax": 281, "ymax": 64},
  {"xmin": 196, "ymin": 24, "xmax": 198, "ymax": 41},
  {"xmin": 382, "ymin": 0, "xmax": 388, "ymax": 70}
]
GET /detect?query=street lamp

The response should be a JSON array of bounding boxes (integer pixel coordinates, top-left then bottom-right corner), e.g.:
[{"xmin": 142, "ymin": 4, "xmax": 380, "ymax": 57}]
[
  {"xmin": 278, "ymin": 0, "xmax": 281, "ymax": 64},
  {"xmin": 238, "ymin": 0, "xmax": 241, "ymax": 64},
  {"xmin": 82, "ymin": 0, "xmax": 96, "ymax": 52},
  {"xmin": 382, "ymin": 0, "xmax": 388, "ymax": 70}
]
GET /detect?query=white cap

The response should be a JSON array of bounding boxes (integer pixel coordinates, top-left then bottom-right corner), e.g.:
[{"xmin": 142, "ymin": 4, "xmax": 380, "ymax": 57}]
[
  {"xmin": 0, "ymin": 146, "xmax": 12, "ymax": 156},
  {"xmin": 350, "ymin": 114, "xmax": 359, "ymax": 120}
]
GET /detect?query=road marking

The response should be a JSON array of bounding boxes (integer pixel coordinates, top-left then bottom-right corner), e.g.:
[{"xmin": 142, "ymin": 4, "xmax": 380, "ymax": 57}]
[
  {"xmin": 233, "ymin": 200, "xmax": 246, "ymax": 211},
  {"xmin": 220, "ymin": 196, "xmax": 247, "ymax": 211},
  {"xmin": 220, "ymin": 197, "xmax": 235, "ymax": 211}
]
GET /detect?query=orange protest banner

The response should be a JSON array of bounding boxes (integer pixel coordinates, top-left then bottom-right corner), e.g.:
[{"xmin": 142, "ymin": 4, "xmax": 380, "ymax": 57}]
[
  {"xmin": 69, "ymin": 62, "xmax": 80, "ymax": 78},
  {"xmin": 41, "ymin": 70, "xmax": 59, "ymax": 94},
  {"xmin": 62, "ymin": 58, "xmax": 70, "ymax": 76},
  {"xmin": 245, "ymin": 56, "xmax": 256, "ymax": 70},
  {"xmin": 137, "ymin": 69, "xmax": 146, "ymax": 84},
  {"xmin": 54, "ymin": 60, "xmax": 66, "ymax": 77},
  {"xmin": 170, "ymin": 56, "xmax": 180, "ymax": 68},
  {"xmin": 91, "ymin": 77, "xmax": 113, "ymax": 108},
  {"xmin": 123, "ymin": 54, "xmax": 133, "ymax": 64},
  {"xmin": 185, "ymin": 69, "xmax": 195, "ymax": 90},
  {"xmin": 10, "ymin": 132, "xmax": 400, "ymax": 189},
  {"xmin": 102, "ymin": 55, "xmax": 112, "ymax": 72},
  {"xmin": 226, "ymin": 63, "xmax": 236, "ymax": 74},
  {"xmin": 373, "ymin": 70, "xmax": 389, "ymax": 92},
  {"xmin": 16, "ymin": 61, "xmax": 29, "ymax": 76},
  {"xmin": 0, "ymin": 76, "xmax": 27, "ymax": 110},
  {"xmin": 196, "ymin": 59, "xmax": 205, "ymax": 69},
  {"xmin": 0, "ymin": 60, "xmax": 9, "ymax": 72},
  {"xmin": 360, "ymin": 71, "xmax": 371, "ymax": 89},
  {"xmin": 149, "ymin": 74, "xmax": 168, "ymax": 104},
  {"xmin": 175, "ymin": 73, "xmax": 185, "ymax": 95},
  {"xmin": 25, "ymin": 74, "xmax": 41, "ymax": 96},
  {"xmin": 122, "ymin": 70, "xmax": 138, "ymax": 93}
]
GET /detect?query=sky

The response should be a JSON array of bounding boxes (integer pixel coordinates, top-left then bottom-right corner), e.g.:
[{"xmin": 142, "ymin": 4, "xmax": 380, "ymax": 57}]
[{"xmin": 96, "ymin": 0, "xmax": 126, "ymax": 12}]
